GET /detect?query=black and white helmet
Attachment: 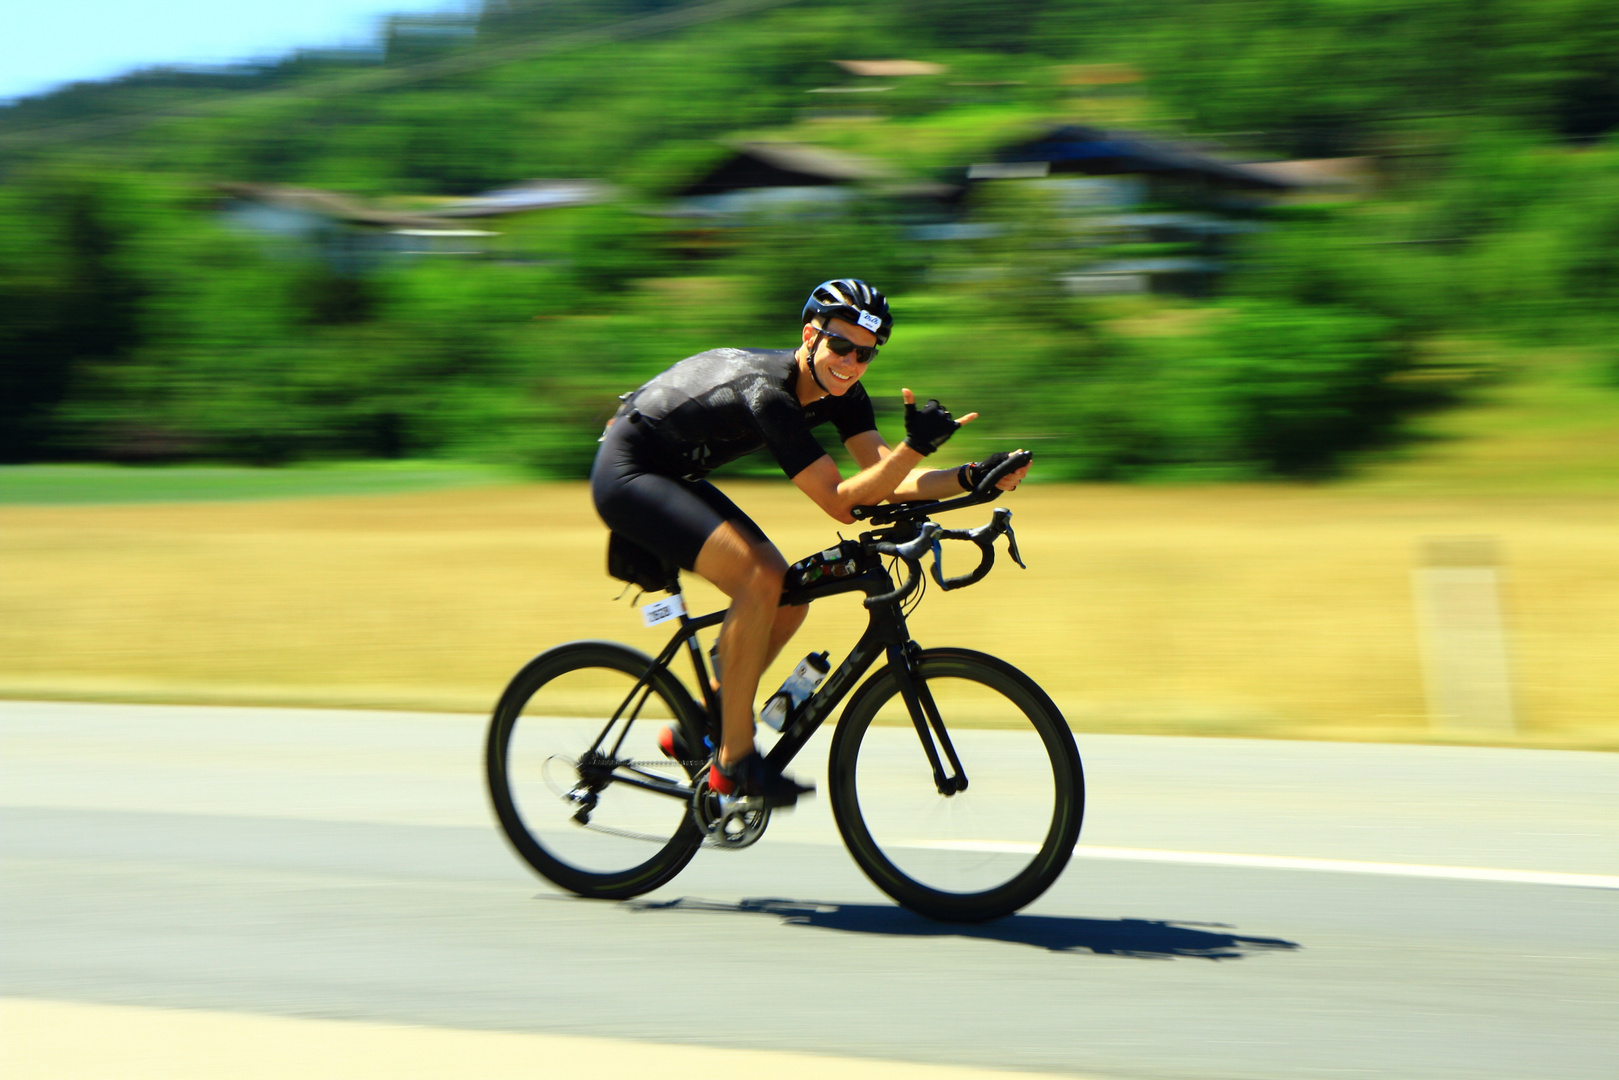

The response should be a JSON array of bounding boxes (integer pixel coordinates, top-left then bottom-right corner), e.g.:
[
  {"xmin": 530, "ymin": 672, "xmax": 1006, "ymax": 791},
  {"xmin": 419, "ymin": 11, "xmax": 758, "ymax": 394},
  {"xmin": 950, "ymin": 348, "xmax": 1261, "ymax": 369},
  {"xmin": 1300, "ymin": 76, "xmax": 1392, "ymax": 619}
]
[{"xmin": 801, "ymin": 279, "xmax": 892, "ymax": 345}]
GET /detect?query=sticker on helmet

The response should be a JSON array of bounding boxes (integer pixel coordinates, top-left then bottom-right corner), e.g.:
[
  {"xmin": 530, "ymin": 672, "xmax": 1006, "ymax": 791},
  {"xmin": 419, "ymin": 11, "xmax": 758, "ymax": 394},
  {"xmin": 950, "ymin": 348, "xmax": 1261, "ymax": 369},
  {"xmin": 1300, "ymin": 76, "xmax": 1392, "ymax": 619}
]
[{"xmin": 857, "ymin": 311, "xmax": 882, "ymax": 332}]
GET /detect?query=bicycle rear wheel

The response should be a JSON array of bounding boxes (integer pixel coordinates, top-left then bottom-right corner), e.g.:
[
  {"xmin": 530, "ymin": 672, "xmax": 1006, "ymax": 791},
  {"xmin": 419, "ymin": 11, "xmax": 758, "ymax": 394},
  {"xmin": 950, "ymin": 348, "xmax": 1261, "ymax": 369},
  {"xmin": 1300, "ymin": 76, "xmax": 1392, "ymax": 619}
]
[
  {"xmin": 486, "ymin": 640, "xmax": 706, "ymax": 899},
  {"xmin": 829, "ymin": 648, "xmax": 1083, "ymax": 922}
]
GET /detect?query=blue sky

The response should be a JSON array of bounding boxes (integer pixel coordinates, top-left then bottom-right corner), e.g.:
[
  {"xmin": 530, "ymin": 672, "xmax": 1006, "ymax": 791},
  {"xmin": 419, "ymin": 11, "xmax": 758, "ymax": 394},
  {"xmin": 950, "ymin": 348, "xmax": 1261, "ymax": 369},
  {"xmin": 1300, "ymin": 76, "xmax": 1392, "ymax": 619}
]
[{"xmin": 3, "ymin": 2, "xmax": 474, "ymax": 103}]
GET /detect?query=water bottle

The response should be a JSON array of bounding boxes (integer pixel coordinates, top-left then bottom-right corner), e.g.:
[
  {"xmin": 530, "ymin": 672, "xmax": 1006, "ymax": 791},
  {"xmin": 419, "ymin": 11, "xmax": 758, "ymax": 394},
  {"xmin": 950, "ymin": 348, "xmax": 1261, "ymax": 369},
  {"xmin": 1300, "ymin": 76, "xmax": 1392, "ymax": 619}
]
[{"xmin": 760, "ymin": 651, "xmax": 830, "ymax": 731}]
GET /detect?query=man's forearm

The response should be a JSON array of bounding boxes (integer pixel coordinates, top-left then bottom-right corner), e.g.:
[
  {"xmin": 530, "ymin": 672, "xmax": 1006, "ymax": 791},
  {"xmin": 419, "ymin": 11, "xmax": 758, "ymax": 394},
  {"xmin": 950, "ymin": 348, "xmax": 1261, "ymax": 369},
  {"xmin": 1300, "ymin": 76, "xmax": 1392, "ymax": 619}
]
[
  {"xmin": 890, "ymin": 465, "xmax": 965, "ymax": 501},
  {"xmin": 838, "ymin": 445, "xmax": 926, "ymax": 506}
]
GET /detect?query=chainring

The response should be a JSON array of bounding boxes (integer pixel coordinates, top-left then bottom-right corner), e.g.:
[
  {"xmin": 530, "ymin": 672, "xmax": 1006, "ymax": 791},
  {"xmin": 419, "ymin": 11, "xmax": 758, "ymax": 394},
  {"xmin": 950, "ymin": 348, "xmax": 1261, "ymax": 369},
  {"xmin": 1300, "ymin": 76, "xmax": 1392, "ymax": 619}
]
[{"xmin": 690, "ymin": 773, "xmax": 771, "ymax": 849}]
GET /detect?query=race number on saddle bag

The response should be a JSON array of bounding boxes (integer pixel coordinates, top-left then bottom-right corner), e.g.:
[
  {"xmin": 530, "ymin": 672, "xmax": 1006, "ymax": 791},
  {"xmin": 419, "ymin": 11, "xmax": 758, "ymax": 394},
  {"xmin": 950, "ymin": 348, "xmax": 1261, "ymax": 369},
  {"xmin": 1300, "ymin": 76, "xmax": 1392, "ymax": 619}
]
[{"xmin": 606, "ymin": 532, "xmax": 680, "ymax": 595}]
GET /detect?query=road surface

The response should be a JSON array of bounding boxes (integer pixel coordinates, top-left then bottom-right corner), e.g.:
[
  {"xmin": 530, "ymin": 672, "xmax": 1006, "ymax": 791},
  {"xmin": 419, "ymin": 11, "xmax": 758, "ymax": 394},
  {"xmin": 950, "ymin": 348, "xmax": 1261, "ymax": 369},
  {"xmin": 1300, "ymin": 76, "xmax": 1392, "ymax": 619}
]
[{"xmin": 3, "ymin": 700, "xmax": 1616, "ymax": 1079}]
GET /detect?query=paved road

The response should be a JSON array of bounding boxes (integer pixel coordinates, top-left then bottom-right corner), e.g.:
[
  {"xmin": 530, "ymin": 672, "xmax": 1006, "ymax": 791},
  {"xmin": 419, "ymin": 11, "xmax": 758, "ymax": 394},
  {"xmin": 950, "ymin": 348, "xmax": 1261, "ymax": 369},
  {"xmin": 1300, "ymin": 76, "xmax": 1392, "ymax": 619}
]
[{"xmin": 3, "ymin": 700, "xmax": 1616, "ymax": 1079}]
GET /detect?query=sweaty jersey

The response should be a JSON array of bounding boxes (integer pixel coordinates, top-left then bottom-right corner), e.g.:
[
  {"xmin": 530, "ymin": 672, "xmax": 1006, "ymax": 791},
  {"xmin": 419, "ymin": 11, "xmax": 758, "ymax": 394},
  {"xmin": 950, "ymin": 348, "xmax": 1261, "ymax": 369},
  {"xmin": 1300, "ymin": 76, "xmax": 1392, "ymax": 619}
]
[{"xmin": 618, "ymin": 348, "xmax": 877, "ymax": 480}]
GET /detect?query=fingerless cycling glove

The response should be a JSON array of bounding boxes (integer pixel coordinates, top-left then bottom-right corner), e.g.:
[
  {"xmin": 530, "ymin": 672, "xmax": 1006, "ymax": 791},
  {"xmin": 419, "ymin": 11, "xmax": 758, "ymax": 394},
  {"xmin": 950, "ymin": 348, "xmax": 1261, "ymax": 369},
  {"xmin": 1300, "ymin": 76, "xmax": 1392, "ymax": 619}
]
[
  {"xmin": 903, "ymin": 397, "xmax": 958, "ymax": 455},
  {"xmin": 957, "ymin": 450, "xmax": 1013, "ymax": 491}
]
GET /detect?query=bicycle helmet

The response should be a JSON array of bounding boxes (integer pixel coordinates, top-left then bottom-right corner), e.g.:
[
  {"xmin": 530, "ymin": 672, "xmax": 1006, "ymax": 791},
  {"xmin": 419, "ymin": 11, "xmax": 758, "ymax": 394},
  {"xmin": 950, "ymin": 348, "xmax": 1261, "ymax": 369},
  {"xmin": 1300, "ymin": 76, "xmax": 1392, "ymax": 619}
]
[{"xmin": 801, "ymin": 279, "xmax": 892, "ymax": 345}]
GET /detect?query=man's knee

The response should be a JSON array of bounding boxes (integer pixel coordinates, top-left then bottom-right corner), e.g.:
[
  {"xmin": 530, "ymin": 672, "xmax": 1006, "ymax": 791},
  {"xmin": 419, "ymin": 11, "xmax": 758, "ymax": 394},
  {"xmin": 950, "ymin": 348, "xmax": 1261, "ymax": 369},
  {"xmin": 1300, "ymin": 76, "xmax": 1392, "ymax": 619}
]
[
  {"xmin": 697, "ymin": 525, "xmax": 784, "ymax": 600},
  {"xmin": 743, "ymin": 547, "xmax": 787, "ymax": 598}
]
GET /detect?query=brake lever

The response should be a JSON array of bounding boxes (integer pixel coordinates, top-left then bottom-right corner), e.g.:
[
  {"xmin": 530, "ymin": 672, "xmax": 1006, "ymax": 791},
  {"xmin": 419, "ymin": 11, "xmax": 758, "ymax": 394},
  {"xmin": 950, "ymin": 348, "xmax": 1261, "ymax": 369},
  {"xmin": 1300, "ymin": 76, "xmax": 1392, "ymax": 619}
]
[
  {"xmin": 865, "ymin": 524, "xmax": 941, "ymax": 608},
  {"xmin": 1005, "ymin": 523, "xmax": 1026, "ymax": 569}
]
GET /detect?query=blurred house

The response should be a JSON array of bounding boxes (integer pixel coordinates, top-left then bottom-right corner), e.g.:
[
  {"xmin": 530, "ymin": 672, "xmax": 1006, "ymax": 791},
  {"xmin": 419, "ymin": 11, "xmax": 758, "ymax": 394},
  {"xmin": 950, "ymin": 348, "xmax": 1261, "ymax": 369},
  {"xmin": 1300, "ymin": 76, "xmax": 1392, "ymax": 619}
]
[
  {"xmin": 216, "ymin": 180, "xmax": 608, "ymax": 265},
  {"xmin": 672, "ymin": 141, "xmax": 897, "ymax": 215},
  {"xmin": 962, "ymin": 125, "xmax": 1361, "ymax": 296},
  {"xmin": 978, "ymin": 124, "xmax": 1298, "ymax": 199},
  {"xmin": 677, "ymin": 141, "xmax": 956, "ymax": 211},
  {"xmin": 661, "ymin": 140, "xmax": 956, "ymax": 266}
]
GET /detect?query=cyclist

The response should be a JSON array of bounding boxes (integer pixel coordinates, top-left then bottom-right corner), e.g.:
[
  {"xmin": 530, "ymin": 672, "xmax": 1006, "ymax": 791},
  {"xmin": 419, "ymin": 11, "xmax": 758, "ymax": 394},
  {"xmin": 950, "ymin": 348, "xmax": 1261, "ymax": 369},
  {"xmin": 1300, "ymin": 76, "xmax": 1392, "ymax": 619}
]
[{"xmin": 590, "ymin": 279, "xmax": 1029, "ymax": 806}]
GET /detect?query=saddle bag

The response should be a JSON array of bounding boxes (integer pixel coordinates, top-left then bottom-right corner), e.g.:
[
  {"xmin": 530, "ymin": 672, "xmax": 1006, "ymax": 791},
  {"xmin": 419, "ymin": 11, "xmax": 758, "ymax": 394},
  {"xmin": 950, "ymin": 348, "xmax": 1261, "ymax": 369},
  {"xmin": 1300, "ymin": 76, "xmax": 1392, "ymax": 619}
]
[{"xmin": 607, "ymin": 532, "xmax": 680, "ymax": 595}]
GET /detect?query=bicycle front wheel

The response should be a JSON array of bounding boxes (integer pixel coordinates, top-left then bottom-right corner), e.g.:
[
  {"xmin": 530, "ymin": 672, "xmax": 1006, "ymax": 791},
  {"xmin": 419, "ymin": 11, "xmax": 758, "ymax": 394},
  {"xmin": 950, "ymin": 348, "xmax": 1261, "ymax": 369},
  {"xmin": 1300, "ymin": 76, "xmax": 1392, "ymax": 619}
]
[
  {"xmin": 486, "ymin": 640, "xmax": 706, "ymax": 899},
  {"xmin": 829, "ymin": 648, "xmax": 1084, "ymax": 922}
]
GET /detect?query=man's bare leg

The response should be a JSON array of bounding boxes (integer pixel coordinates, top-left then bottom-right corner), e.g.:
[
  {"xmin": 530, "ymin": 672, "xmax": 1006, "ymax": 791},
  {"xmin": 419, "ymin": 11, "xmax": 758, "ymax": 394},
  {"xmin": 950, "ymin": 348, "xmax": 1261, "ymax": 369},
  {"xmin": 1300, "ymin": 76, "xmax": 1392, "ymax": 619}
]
[
  {"xmin": 711, "ymin": 605, "xmax": 807, "ymax": 694},
  {"xmin": 768, "ymin": 604, "xmax": 809, "ymax": 666},
  {"xmin": 693, "ymin": 522, "xmax": 792, "ymax": 767}
]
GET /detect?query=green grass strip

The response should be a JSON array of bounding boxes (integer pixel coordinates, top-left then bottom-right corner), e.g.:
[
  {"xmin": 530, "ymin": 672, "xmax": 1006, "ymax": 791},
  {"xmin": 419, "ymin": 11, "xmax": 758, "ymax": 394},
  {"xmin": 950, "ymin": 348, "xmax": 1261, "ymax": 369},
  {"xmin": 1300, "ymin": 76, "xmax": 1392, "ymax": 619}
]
[{"xmin": 0, "ymin": 461, "xmax": 519, "ymax": 505}]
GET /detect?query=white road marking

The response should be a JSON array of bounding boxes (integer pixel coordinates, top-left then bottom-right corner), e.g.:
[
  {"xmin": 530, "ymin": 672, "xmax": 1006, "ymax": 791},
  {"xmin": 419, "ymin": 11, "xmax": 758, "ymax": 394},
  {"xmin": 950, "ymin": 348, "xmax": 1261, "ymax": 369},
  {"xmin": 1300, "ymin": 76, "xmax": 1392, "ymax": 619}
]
[{"xmin": 896, "ymin": 841, "xmax": 1619, "ymax": 890}]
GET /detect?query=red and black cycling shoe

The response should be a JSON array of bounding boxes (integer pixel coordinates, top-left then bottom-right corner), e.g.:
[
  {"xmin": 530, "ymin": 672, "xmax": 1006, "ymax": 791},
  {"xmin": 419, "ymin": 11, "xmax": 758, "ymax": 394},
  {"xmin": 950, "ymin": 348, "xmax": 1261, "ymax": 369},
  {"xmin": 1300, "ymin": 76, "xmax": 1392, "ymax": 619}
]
[
  {"xmin": 708, "ymin": 750, "xmax": 814, "ymax": 809},
  {"xmin": 656, "ymin": 724, "xmax": 685, "ymax": 760},
  {"xmin": 657, "ymin": 724, "xmax": 711, "ymax": 778}
]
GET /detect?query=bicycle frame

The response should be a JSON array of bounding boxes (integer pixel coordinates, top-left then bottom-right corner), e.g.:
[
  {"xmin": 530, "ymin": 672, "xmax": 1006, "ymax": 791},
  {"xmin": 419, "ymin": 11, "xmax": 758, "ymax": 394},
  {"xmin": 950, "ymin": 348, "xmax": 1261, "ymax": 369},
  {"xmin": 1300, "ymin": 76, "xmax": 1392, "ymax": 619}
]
[{"xmin": 581, "ymin": 541, "xmax": 969, "ymax": 804}]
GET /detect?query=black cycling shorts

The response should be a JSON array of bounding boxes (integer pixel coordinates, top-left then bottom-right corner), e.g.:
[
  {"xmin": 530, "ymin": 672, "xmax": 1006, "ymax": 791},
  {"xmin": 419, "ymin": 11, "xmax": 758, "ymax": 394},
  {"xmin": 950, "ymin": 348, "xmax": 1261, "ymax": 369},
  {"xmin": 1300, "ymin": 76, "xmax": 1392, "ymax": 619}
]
[{"xmin": 590, "ymin": 419, "xmax": 769, "ymax": 572}]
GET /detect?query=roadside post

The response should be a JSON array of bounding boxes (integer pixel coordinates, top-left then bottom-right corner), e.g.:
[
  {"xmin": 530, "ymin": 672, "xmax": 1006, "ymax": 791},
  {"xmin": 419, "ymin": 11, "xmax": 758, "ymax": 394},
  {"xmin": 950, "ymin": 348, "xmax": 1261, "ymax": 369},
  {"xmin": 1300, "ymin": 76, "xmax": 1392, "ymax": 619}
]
[{"xmin": 1412, "ymin": 537, "xmax": 1517, "ymax": 734}]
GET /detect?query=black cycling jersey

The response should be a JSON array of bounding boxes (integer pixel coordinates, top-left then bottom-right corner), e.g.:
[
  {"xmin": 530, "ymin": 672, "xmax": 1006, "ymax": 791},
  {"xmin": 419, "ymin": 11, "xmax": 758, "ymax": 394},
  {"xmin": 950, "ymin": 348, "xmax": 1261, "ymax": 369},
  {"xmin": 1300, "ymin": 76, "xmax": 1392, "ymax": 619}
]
[{"xmin": 618, "ymin": 348, "xmax": 877, "ymax": 481}]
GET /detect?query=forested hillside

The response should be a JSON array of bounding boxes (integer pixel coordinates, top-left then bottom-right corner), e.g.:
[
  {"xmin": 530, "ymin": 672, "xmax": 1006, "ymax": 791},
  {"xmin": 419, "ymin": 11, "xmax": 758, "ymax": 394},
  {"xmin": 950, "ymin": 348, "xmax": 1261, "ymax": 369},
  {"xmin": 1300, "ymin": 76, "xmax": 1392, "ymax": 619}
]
[{"xmin": 3, "ymin": 0, "xmax": 1616, "ymax": 477}]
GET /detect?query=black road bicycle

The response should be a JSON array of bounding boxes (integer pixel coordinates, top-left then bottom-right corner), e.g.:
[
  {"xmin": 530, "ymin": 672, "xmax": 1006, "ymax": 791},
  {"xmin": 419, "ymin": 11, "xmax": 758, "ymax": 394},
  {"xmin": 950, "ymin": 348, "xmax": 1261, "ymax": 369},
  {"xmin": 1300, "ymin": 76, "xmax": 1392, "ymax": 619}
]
[{"xmin": 485, "ymin": 452, "xmax": 1084, "ymax": 922}]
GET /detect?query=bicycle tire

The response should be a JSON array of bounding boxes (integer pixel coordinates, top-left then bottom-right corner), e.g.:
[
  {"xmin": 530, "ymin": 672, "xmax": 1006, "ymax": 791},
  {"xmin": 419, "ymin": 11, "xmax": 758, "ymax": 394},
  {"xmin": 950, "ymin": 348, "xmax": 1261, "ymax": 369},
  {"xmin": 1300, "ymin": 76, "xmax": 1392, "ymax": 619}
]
[
  {"xmin": 486, "ymin": 640, "xmax": 707, "ymax": 899},
  {"xmin": 828, "ymin": 648, "xmax": 1083, "ymax": 922}
]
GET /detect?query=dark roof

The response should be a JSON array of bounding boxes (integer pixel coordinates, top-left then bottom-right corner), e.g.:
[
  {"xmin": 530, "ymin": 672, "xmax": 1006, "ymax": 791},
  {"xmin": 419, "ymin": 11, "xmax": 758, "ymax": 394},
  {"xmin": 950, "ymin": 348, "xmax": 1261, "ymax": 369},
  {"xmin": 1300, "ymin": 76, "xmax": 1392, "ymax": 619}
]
[
  {"xmin": 994, "ymin": 125, "xmax": 1299, "ymax": 190},
  {"xmin": 676, "ymin": 141, "xmax": 893, "ymax": 197}
]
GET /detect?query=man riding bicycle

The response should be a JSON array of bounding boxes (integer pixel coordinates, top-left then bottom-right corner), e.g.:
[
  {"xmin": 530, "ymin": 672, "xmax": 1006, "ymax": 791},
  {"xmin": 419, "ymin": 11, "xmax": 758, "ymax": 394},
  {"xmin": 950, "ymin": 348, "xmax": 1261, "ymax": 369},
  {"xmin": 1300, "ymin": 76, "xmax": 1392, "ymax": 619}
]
[{"xmin": 590, "ymin": 279, "xmax": 1029, "ymax": 806}]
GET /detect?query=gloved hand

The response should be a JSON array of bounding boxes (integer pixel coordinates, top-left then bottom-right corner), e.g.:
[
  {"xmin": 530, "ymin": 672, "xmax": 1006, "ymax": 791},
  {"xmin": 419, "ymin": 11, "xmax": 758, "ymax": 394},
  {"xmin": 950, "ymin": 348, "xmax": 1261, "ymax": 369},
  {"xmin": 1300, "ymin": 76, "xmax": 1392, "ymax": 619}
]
[
  {"xmin": 903, "ymin": 397, "xmax": 959, "ymax": 456},
  {"xmin": 957, "ymin": 450, "xmax": 1026, "ymax": 492}
]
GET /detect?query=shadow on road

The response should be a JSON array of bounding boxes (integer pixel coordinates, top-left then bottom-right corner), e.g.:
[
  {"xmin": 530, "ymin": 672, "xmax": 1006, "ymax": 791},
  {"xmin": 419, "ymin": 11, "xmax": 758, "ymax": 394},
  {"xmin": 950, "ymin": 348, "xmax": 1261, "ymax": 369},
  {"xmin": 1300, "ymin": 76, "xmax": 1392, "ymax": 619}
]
[{"xmin": 622, "ymin": 897, "xmax": 1300, "ymax": 960}]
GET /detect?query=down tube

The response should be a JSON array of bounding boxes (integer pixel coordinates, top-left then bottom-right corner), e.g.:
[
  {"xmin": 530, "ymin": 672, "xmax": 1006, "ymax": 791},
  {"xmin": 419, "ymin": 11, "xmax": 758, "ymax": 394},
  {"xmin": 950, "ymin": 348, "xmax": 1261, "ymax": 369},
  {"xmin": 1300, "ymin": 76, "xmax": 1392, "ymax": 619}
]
[{"xmin": 761, "ymin": 629, "xmax": 891, "ymax": 774}]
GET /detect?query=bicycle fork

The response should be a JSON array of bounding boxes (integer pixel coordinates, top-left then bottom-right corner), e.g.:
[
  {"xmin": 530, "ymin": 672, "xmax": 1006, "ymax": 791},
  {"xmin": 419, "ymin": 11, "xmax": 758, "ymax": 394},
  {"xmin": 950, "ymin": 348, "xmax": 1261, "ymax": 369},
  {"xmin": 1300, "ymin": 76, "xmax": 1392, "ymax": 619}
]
[{"xmin": 889, "ymin": 643, "xmax": 969, "ymax": 796}]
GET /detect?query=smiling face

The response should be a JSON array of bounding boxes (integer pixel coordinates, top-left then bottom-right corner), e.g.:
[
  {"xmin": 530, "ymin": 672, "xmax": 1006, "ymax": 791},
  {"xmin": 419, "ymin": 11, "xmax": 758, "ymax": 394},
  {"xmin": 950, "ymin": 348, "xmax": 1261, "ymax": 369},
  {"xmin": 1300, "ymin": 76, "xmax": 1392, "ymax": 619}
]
[{"xmin": 798, "ymin": 316, "xmax": 877, "ymax": 400}]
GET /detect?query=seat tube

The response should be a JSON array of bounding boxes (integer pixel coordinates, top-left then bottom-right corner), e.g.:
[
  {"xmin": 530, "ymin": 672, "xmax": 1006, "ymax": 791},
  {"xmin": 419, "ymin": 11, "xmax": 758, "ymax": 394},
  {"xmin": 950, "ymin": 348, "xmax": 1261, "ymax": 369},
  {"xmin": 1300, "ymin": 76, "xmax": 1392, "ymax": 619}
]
[{"xmin": 676, "ymin": 613, "xmax": 723, "ymax": 740}]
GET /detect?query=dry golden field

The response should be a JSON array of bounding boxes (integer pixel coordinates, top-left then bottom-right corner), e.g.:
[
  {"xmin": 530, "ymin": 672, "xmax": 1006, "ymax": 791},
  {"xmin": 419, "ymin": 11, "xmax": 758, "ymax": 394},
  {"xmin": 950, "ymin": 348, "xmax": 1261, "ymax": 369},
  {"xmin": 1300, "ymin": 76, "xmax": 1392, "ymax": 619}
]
[{"xmin": 4, "ymin": 479, "xmax": 1615, "ymax": 749}]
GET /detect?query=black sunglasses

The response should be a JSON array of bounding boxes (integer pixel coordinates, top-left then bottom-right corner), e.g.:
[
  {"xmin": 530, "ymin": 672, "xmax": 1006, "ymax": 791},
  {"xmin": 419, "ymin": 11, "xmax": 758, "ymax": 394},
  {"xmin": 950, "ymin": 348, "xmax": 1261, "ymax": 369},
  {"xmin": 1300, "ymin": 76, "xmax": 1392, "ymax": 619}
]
[{"xmin": 815, "ymin": 326, "xmax": 878, "ymax": 364}]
